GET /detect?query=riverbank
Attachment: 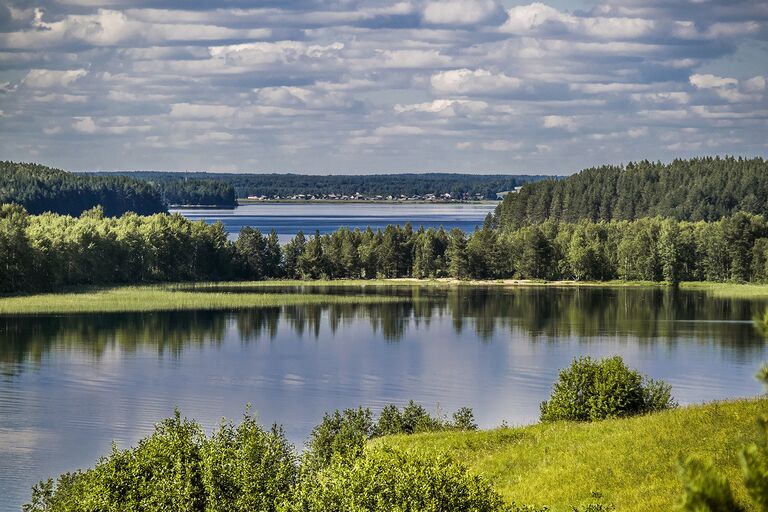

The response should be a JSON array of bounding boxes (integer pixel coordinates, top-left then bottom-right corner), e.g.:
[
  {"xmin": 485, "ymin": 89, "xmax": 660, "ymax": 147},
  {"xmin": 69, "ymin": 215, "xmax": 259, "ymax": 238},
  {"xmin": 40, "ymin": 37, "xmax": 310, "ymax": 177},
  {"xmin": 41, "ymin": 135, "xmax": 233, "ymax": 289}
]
[
  {"xmin": 1, "ymin": 279, "xmax": 767, "ymax": 314},
  {"xmin": 376, "ymin": 397, "xmax": 768, "ymax": 511}
]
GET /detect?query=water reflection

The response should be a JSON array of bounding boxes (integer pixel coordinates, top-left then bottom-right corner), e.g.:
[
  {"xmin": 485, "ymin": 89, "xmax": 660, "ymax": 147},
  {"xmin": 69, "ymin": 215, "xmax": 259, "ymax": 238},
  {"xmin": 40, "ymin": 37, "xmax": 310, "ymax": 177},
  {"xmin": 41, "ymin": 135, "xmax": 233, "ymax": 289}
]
[
  {"xmin": 2, "ymin": 287, "xmax": 766, "ymax": 377},
  {"xmin": 2, "ymin": 285, "xmax": 767, "ymax": 512}
]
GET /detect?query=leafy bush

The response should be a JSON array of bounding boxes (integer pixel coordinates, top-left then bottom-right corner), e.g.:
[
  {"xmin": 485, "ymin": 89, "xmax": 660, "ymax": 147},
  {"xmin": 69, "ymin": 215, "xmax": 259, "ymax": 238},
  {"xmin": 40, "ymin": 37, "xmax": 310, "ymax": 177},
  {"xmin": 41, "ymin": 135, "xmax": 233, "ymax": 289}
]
[
  {"xmin": 540, "ymin": 356, "xmax": 676, "ymax": 422},
  {"xmin": 306, "ymin": 401, "xmax": 476, "ymax": 470},
  {"xmin": 24, "ymin": 410, "xmax": 296, "ymax": 512},
  {"xmin": 284, "ymin": 447, "xmax": 509, "ymax": 512}
]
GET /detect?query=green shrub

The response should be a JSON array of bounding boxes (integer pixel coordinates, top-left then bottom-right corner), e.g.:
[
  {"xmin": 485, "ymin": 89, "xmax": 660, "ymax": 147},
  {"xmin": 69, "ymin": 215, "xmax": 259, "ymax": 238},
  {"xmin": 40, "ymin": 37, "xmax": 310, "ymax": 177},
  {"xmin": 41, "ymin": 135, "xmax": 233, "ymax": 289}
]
[
  {"xmin": 284, "ymin": 447, "xmax": 510, "ymax": 512},
  {"xmin": 304, "ymin": 407, "xmax": 374, "ymax": 470},
  {"xmin": 307, "ymin": 401, "xmax": 476, "ymax": 470},
  {"xmin": 540, "ymin": 356, "xmax": 676, "ymax": 422},
  {"xmin": 24, "ymin": 410, "xmax": 296, "ymax": 512}
]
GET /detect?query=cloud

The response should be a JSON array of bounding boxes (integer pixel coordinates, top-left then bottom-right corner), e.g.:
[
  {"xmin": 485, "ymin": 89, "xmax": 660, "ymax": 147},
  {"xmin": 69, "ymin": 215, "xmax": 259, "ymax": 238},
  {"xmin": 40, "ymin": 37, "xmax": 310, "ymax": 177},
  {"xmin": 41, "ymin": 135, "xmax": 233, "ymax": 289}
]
[
  {"xmin": 542, "ymin": 115, "xmax": 578, "ymax": 131},
  {"xmin": 689, "ymin": 73, "xmax": 738, "ymax": 89},
  {"xmin": 481, "ymin": 140, "xmax": 522, "ymax": 151},
  {"xmin": 501, "ymin": 3, "xmax": 655, "ymax": 39},
  {"xmin": 23, "ymin": 69, "xmax": 87, "ymax": 88},
  {"xmin": 422, "ymin": 0, "xmax": 505, "ymax": 25},
  {"xmin": 430, "ymin": 69, "xmax": 521, "ymax": 95},
  {"xmin": 1, "ymin": 0, "xmax": 766, "ymax": 173}
]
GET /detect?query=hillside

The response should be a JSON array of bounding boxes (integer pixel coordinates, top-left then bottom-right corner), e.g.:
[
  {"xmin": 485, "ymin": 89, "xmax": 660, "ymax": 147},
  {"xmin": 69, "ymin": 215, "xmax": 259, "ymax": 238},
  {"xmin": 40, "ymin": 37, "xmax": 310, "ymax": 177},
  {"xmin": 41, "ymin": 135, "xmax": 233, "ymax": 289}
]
[
  {"xmin": 376, "ymin": 398, "xmax": 768, "ymax": 511},
  {"xmin": 0, "ymin": 161, "xmax": 166, "ymax": 216},
  {"xmin": 495, "ymin": 156, "xmax": 768, "ymax": 230}
]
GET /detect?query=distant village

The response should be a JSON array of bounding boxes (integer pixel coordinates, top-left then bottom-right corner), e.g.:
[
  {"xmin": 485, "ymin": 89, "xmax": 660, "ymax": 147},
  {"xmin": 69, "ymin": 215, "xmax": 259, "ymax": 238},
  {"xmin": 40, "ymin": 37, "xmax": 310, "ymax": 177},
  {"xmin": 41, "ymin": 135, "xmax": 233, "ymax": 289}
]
[{"xmin": 245, "ymin": 187, "xmax": 522, "ymax": 202}]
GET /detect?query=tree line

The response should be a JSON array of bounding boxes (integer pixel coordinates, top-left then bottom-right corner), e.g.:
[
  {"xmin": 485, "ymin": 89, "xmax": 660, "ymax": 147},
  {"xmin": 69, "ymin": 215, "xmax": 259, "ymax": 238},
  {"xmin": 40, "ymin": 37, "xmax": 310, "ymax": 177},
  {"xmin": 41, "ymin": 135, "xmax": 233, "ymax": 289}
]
[
  {"xmin": 2, "ymin": 204, "xmax": 768, "ymax": 293},
  {"xmin": 0, "ymin": 161, "xmax": 167, "ymax": 217},
  {"xmin": 0, "ymin": 161, "xmax": 237, "ymax": 215},
  {"xmin": 110, "ymin": 171, "xmax": 548, "ymax": 200},
  {"xmin": 495, "ymin": 156, "xmax": 768, "ymax": 229}
]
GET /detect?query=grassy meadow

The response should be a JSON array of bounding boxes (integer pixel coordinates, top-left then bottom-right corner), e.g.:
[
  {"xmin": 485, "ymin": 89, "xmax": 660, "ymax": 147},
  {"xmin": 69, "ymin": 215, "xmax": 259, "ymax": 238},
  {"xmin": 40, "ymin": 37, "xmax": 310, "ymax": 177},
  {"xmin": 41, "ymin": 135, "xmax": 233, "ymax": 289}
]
[{"xmin": 376, "ymin": 398, "xmax": 768, "ymax": 511}]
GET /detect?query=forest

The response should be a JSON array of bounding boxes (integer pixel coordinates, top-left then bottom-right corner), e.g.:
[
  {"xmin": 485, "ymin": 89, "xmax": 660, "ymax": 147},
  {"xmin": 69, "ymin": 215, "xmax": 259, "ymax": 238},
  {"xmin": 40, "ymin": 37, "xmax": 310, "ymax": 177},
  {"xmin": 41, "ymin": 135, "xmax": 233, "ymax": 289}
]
[
  {"xmin": 0, "ymin": 161, "xmax": 166, "ymax": 217},
  {"xmin": 2, "ymin": 203, "xmax": 768, "ymax": 293},
  {"xmin": 104, "ymin": 171, "xmax": 547, "ymax": 200},
  {"xmin": 495, "ymin": 156, "xmax": 768, "ymax": 229},
  {"xmin": 0, "ymin": 162, "xmax": 237, "ymax": 214}
]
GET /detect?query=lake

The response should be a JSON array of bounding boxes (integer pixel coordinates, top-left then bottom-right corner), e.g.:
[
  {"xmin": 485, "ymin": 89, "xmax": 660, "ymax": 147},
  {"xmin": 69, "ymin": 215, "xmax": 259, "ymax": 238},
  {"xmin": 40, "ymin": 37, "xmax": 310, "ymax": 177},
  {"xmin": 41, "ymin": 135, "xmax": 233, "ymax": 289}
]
[
  {"xmin": 171, "ymin": 202, "xmax": 498, "ymax": 241},
  {"xmin": 1, "ymin": 285, "xmax": 767, "ymax": 509}
]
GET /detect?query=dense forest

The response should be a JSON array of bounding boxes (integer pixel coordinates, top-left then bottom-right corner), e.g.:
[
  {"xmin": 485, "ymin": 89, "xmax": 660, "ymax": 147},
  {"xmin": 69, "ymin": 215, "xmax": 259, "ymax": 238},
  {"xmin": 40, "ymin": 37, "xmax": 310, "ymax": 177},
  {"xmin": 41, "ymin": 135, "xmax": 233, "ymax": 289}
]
[
  {"xmin": 495, "ymin": 156, "xmax": 768, "ymax": 230},
  {"xmin": 0, "ymin": 161, "xmax": 166, "ymax": 216},
  {"xmin": 2, "ymin": 204, "xmax": 768, "ymax": 293},
  {"xmin": 99, "ymin": 171, "xmax": 548, "ymax": 200},
  {"xmin": 0, "ymin": 161, "xmax": 238, "ymax": 213},
  {"xmin": 158, "ymin": 178, "xmax": 237, "ymax": 207}
]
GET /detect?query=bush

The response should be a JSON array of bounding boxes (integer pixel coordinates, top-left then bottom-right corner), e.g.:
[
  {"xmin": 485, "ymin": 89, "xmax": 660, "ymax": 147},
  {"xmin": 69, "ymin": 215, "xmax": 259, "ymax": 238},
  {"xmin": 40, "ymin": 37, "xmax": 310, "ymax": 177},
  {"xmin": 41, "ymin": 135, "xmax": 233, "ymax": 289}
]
[
  {"xmin": 540, "ymin": 356, "xmax": 676, "ymax": 422},
  {"xmin": 284, "ymin": 447, "xmax": 509, "ymax": 512},
  {"xmin": 306, "ymin": 401, "xmax": 476, "ymax": 470},
  {"xmin": 24, "ymin": 410, "xmax": 296, "ymax": 512}
]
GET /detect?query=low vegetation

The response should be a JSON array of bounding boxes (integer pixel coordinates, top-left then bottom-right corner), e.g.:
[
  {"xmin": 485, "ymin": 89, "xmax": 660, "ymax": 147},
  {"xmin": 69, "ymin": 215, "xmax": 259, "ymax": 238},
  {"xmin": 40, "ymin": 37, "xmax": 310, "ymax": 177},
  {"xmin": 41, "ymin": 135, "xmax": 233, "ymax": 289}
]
[
  {"xmin": 540, "ymin": 356, "xmax": 675, "ymax": 422},
  {"xmin": 0, "ymin": 285, "xmax": 401, "ymax": 314},
  {"xmin": 379, "ymin": 398, "xmax": 767, "ymax": 511},
  {"xmin": 28, "ymin": 357, "xmax": 765, "ymax": 511}
]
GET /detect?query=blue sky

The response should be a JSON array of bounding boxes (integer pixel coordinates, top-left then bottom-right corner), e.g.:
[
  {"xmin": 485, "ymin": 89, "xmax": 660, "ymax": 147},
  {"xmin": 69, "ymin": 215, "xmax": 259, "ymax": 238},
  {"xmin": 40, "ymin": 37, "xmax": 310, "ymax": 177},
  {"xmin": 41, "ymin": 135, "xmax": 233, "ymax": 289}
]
[{"xmin": 0, "ymin": 0, "xmax": 766, "ymax": 174}]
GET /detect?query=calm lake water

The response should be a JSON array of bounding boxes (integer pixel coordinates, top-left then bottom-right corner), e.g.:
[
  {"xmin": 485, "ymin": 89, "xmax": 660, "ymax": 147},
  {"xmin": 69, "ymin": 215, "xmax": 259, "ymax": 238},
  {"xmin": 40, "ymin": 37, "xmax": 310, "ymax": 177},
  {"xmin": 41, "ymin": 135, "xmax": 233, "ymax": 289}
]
[
  {"xmin": 2, "ymin": 285, "xmax": 768, "ymax": 509},
  {"xmin": 172, "ymin": 202, "xmax": 498, "ymax": 241}
]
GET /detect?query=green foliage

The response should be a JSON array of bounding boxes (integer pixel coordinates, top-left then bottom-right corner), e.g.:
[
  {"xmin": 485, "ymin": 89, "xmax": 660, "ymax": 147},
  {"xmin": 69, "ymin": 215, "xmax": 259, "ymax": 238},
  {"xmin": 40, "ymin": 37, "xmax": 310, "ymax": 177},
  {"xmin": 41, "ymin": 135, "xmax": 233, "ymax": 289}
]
[
  {"xmin": 679, "ymin": 458, "xmax": 745, "ymax": 512},
  {"xmin": 540, "ymin": 356, "xmax": 676, "ymax": 422},
  {"xmin": 305, "ymin": 401, "xmax": 476, "ymax": 471},
  {"xmin": 285, "ymin": 447, "xmax": 510, "ymax": 512},
  {"xmin": 25, "ymin": 410, "xmax": 297, "ymax": 512},
  {"xmin": 496, "ymin": 157, "xmax": 768, "ymax": 229},
  {"xmin": 0, "ymin": 161, "xmax": 166, "ymax": 216},
  {"xmin": 378, "ymin": 399, "xmax": 767, "ymax": 511},
  {"xmin": 305, "ymin": 407, "xmax": 374, "ymax": 470}
]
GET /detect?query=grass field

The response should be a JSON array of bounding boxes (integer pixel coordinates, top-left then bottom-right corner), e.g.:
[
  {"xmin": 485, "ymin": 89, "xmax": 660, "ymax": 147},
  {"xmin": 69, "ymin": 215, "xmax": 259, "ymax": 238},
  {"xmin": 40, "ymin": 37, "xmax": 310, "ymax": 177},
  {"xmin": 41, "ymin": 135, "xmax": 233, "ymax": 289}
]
[
  {"xmin": 1, "ymin": 279, "xmax": 766, "ymax": 315},
  {"xmin": 375, "ymin": 398, "xmax": 768, "ymax": 511},
  {"xmin": 0, "ymin": 285, "xmax": 402, "ymax": 314}
]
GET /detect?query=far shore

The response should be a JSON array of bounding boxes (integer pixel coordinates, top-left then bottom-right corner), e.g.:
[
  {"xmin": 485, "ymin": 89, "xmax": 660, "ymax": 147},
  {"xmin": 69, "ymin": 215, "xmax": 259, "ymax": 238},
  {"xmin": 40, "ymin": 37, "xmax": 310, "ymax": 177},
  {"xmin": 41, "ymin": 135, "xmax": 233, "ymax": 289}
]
[{"xmin": 0, "ymin": 279, "xmax": 766, "ymax": 315}]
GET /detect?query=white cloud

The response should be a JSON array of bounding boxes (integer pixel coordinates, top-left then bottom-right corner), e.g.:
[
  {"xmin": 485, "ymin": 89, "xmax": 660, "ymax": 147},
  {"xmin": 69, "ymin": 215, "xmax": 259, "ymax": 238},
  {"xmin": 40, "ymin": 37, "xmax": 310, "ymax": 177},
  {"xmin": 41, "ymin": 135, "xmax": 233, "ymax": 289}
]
[
  {"xmin": 431, "ymin": 69, "xmax": 521, "ymax": 95},
  {"xmin": 422, "ymin": 0, "xmax": 503, "ymax": 25},
  {"xmin": 543, "ymin": 115, "xmax": 578, "ymax": 131},
  {"xmin": 481, "ymin": 140, "xmax": 522, "ymax": 151},
  {"xmin": 394, "ymin": 99, "xmax": 489, "ymax": 116},
  {"xmin": 373, "ymin": 125, "xmax": 424, "ymax": 136},
  {"xmin": 689, "ymin": 74, "xmax": 738, "ymax": 89},
  {"xmin": 23, "ymin": 69, "xmax": 87, "ymax": 88},
  {"xmin": 169, "ymin": 103, "xmax": 238, "ymax": 119},
  {"xmin": 501, "ymin": 3, "xmax": 654, "ymax": 39},
  {"xmin": 744, "ymin": 76, "xmax": 766, "ymax": 93}
]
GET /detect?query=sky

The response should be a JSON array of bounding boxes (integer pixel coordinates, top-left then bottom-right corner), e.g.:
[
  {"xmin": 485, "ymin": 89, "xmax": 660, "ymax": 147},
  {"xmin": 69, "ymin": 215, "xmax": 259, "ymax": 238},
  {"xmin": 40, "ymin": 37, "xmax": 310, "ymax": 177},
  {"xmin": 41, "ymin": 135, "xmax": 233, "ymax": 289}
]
[{"xmin": 0, "ymin": 0, "xmax": 766, "ymax": 174}]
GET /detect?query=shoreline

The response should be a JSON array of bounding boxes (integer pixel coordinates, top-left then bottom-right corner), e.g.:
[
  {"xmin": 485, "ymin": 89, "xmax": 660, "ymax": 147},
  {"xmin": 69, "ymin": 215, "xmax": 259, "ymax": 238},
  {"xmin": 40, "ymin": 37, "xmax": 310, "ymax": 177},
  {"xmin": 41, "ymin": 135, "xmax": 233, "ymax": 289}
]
[{"xmin": 0, "ymin": 279, "xmax": 766, "ymax": 314}]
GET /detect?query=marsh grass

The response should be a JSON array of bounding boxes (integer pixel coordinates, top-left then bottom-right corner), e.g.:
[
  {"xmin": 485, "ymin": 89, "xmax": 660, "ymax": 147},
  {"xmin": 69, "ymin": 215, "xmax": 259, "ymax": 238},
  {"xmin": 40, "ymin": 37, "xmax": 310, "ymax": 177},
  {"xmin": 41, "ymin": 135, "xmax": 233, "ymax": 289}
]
[
  {"xmin": 0, "ymin": 284, "xmax": 402, "ymax": 314},
  {"xmin": 2, "ymin": 279, "xmax": 768, "ymax": 315},
  {"xmin": 681, "ymin": 281, "xmax": 768, "ymax": 299},
  {"xmin": 375, "ymin": 398, "xmax": 768, "ymax": 512}
]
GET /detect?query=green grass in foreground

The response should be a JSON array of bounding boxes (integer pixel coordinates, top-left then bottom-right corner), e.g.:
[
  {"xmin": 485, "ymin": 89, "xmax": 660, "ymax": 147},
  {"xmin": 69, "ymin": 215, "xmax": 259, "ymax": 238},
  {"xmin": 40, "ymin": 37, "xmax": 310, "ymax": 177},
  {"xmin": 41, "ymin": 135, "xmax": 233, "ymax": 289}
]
[
  {"xmin": 0, "ymin": 285, "xmax": 400, "ymax": 314},
  {"xmin": 375, "ymin": 398, "xmax": 768, "ymax": 511}
]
